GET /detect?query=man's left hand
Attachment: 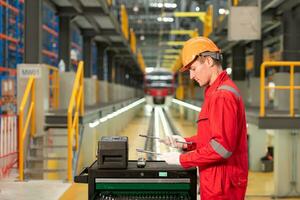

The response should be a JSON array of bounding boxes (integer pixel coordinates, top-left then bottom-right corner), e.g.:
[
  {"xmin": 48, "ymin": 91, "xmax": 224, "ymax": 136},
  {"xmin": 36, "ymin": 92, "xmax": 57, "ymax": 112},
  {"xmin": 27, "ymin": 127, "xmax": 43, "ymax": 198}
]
[{"xmin": 160, "ymin": 152, "xmax": 181, "ymax": 166}]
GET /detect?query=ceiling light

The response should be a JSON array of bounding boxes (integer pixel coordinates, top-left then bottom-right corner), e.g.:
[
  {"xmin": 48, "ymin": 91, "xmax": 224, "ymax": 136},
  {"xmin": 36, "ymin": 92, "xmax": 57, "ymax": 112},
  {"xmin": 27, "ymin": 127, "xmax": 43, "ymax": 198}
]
[
  {"xmin": 150, "ymin": 2, "xmax": 177, "ymax": 9},
  {"xmin": 219, "ymin": 8, "xmax": 229, "ymax": 15},
  {"xmin": 133, "ymin": 5, "xmax": 139, "ymax": 12},
  {"xmin": 164, "ymin": 3, "xmax": 177, "ymax": 8},
  {"xmin": 157, "ymin": 17, "xmax": 174, "ymax": 23},
  {"xmin": 195, "ymin": 6, "xmax": 200, "ymax": 11},
  {"xmin": 157, "ymin": 3, "xmax": 163, "ymax": 8},
  {"xmin": 140, "ymin": 35, "xmax": 145, "ymax": 41}
]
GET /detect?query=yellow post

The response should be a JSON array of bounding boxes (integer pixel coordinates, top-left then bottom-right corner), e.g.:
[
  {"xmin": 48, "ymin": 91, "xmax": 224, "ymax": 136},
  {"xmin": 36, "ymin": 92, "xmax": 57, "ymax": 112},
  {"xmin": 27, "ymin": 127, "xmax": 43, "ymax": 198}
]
[
  {"xmin": 260, "ymin": 63, "xmax": 265, "ymax": 117},
  {"xmin": 204, "ymin": 5, "xmax": 213, "ymax": 37},
  {"xmin": 233, "ymin": 0, "xmax": 239, "ymax": 6},
  {"xmin": 67, "ymin": 108, "xmax": 73, "ymax": 182},
  {"xmin": 31, "ymin": 79, "xmax": 36, "ymax": 137},
  {"xmin": 75, "ymin": 114, "xmax": 79, "ymax": 151},
  {"xmin": 80, "ymin": 68, "xmax": 84, "ymax": 115},
  {"xmin": 290, "ymin": 65, "xmax": 295, "ymax": 117}
]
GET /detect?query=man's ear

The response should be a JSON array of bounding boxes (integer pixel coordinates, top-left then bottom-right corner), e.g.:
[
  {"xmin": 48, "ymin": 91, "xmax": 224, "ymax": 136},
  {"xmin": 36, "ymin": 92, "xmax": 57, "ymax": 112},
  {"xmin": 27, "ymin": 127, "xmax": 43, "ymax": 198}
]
[{"xmin": 206, "ymin": 56, "xmax": 214, "ymax": 67}]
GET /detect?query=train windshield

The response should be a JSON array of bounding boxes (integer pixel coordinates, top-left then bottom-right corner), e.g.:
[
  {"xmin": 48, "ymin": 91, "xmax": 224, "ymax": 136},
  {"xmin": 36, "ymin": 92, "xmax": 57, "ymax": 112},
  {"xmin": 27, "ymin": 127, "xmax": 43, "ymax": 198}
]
[{"xmin": 145, "ymin": 74, "xmax": 173, "ymax": 88}]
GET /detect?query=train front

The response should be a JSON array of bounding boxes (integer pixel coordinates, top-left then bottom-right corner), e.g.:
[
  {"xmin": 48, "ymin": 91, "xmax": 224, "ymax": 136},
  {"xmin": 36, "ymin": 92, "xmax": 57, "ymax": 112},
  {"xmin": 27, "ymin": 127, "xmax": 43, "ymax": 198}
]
[{"xmin": 144, "ymin": 70, "xmax": 175, "ymax": 106}]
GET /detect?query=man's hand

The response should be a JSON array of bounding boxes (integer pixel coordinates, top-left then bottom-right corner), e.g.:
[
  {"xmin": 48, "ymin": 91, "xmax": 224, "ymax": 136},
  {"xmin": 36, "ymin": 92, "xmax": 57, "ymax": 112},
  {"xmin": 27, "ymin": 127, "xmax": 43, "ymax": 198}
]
[
  {"xmin": 160, "ymin": 152, "xmax": 181, "ymax": 166},
  {"xmin": 160, "ymin": 135, "xmax": 187, "ymax": 149}
]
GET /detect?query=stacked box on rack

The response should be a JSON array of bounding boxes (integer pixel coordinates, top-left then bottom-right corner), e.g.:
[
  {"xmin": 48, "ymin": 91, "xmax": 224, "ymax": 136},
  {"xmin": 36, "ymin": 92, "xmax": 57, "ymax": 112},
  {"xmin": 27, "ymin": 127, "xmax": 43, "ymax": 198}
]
[{"xmin": 42, "ymin": 4, "xmax": 59, "ymax": 66}]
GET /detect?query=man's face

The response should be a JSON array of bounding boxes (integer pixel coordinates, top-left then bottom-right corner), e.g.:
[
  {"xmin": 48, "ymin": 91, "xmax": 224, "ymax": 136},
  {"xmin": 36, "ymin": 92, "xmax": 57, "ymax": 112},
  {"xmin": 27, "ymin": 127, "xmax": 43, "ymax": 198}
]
[{"xmin": 189, "ymin": 57, "xmax": 212, "ymax": 87}]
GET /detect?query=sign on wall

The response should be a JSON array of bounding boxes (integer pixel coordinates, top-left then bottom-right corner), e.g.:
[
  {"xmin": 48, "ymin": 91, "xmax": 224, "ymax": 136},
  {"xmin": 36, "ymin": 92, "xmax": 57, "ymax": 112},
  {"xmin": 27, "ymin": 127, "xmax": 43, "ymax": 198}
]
[{"xmin": 19, "ymin": 67, "xmax": 41, "ymax": 78}]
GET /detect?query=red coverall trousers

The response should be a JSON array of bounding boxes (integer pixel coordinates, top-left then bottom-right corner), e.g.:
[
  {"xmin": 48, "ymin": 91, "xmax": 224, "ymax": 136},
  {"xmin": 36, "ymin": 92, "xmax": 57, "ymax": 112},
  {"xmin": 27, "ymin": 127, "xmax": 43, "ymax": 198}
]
[{"xmin": 180, "ymin": 72, "xmax": 248, "ymax": 200}]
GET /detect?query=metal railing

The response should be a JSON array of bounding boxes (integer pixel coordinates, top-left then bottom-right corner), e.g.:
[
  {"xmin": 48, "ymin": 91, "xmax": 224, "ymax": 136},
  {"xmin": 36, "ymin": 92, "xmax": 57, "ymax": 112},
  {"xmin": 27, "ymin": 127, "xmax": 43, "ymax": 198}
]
[
  {"xmin": 67, "ymin": 61, "xmax": 84, "ymax": 182},
  {"xmin": 120, "ymin": 4, "xmax": 129, "ymax": 40},
  {"xmin": 48, "ymin": 65, "xmax": 59, "ymax": 109},
  {"xmin": 18, "ymin": 77, "xmax": 36, "ymax": 181},
  {"xmin": 260, "ymin": 61, "xmax": 300, "ymax": 117}
]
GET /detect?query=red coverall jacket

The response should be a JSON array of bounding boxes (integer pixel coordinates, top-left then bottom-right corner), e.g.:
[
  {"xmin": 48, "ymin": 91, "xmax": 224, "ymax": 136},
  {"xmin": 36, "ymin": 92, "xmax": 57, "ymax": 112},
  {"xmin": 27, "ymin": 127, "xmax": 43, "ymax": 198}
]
[{"xmin": 180, "ymin": 71, "xmax": 248, "ymax": 200}]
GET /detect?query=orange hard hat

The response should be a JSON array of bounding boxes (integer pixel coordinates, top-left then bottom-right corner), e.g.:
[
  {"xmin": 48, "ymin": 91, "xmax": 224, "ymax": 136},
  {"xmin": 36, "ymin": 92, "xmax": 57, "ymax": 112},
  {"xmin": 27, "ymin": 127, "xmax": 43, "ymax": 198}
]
[{"xmin": 180, "ymin": 37, "xmax": 221, "ymax": 72}]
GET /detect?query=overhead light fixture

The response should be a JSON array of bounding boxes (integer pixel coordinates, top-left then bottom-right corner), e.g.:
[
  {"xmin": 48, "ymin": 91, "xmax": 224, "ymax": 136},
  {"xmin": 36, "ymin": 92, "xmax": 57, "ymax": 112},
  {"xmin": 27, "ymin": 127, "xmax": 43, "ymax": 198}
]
[
  {"xmin": 164, "ymin": 3, "xmax": 177, "ymax": 8},
  {"xmin": 157, "ymin": 17, "xmax": 174, "ymax": 22},
  {"xmin": 150, "ymin": 2, "xmax": 177, "ymax": 9},
  {"xmin": 140, "ymin": 35, "xmax": 145, "ymax": 41},
  {"xmin": 195, "ymin": 6, "xmax": 200, "ymax": 11},
  {"xmin": 89, "ymin": 98, "xmax": 146, "ymax": 128},
  {"xmin": 219, "ymin": 8, "xmax": 229, "ymax": 15},
  {"xmin": 133, "ymin": 5, "xmax": 139, "ymax": 12}
]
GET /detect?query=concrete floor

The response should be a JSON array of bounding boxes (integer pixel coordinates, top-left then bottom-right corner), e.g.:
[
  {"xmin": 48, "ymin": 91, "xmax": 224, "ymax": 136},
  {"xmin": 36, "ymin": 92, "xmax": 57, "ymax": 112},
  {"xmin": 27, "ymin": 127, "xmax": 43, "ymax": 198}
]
[{"xmin": 1, "ymin": 106, "xmax": 300, "ymax": 200}]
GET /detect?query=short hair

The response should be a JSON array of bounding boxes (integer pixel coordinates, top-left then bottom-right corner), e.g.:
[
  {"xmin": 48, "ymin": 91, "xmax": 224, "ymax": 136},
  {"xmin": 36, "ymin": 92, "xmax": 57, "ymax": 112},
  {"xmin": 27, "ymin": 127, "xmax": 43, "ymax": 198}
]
[{"xmin": 197, "ymin": 55, "xmax": 222, "ymax": 67}]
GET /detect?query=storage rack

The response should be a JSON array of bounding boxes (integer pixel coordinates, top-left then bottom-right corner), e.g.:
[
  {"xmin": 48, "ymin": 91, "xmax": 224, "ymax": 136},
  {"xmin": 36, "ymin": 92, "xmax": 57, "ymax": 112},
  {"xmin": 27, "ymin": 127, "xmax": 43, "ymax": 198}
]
[
  {"xmin": 71, "ymin": 26, "xmax": 82, "ymax": 70},
  {"xmin": 42, "ymin": 3, "xmax": 59, "ymax": 66}
]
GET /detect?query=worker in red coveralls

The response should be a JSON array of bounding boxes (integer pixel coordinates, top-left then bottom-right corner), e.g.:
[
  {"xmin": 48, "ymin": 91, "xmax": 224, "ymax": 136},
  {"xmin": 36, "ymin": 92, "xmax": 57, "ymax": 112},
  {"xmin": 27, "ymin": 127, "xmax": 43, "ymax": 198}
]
[{"xmin": 161, "ymin": 37, "xmax": 248, "ymax": 200}]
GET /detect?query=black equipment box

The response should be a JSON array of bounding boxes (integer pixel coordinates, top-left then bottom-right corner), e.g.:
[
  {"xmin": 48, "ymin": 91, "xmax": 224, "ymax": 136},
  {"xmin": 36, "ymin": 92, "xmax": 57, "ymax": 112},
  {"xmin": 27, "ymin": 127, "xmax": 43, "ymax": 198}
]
[
  {"xmin": 75, "ymin": 160, "xmax": 197, "ymax": 200},
  {"xmin": 97, "ymin": 136, "xmax": 128, "ymax": 169}
]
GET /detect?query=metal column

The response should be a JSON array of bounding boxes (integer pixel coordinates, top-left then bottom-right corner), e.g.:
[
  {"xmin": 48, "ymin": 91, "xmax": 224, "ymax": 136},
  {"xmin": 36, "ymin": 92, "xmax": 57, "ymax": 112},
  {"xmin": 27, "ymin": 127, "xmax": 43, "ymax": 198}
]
[
  {"xmin": 24, "ymin": 0, "xmax": 42, "ymax": 63},
  {"xmin": 59, "ymin": 16, "xmax": 71, "ymax": 71},
  {"xmin": 107, "ymin": 50, "xmax": 115, "ymax": 83},
  {"xmin": 83, "ymin": 35, "xmax": 93, "ymax": 77},
  {"xmin": 253, "ymin": 40, "xmax": 263, "ymax": 77},
  {"xmin": 282, "ymin": 6, "xmax": 300, "ymax": 71},
  {"xmin": 232, "ymin": 44, "xmax": 246, "ymax": 80},
  {"xmin": 96, "ymin": 42, "xmax": 108, "ymax": 80}
]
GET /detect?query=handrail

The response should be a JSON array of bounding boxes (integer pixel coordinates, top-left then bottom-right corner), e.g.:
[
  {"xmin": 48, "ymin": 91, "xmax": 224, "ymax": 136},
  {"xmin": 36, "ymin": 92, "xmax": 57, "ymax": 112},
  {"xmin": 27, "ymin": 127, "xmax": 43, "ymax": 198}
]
[
  {"xmin": 48, "ymin": 65, "xmax": 59, "ymax": 109},
  {"xmin": 67, "ymin": 61, "xmax": 84, "ymax": 182},
  {"xmin": 120, "ymin": 4, "xmax": 129, "ymax": 40},
  {"xmin": 19, "ymin": 77, "xmax": 36, "ymax": 181},
  {"xmin": 260, "ymin": 61, "xmax": 300, "ymax": 117}
]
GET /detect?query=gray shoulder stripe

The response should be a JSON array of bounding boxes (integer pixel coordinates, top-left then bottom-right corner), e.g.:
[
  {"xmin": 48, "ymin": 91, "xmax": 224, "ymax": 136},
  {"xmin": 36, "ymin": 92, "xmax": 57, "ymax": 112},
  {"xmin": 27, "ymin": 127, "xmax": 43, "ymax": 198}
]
[
  {"xmin": 209, "ymin": 139, "xmax": 232, "ymax": 159},
  {"xmin": 218, "ymin": 85, "xmax": 240, "ymax": 99}
]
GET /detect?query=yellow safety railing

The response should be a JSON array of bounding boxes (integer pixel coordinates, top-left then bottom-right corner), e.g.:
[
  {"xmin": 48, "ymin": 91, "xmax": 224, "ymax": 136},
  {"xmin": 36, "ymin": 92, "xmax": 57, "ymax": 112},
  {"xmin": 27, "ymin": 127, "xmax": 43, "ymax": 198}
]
[
  {"xmin": 233, "ymin": 0, "xmax": 239, "ymax": 6},
  {"xmin": 137, "ymin": 49, "xmax": 146, "ymax": 73},
  {"xmin": 260, "ymin": 61, "xmax": 300, "ymax": 117},
  {"xmin": 48, "ymin": 65, "xmax": 59, "ymax": 109},
  {"xmin": 130, "ymin": 28, "xmax": 136, "ymax": 54},
  {"xmin": 120, "ymin": 4, "xmax": 129, "ymax": 40},
  {"xmin": 19, "ymin": 77, "xmax": 36, "ymax": 181},
  {"xmin": 67, "ymin": 61, "xmax": 84, "ymax": 182}
]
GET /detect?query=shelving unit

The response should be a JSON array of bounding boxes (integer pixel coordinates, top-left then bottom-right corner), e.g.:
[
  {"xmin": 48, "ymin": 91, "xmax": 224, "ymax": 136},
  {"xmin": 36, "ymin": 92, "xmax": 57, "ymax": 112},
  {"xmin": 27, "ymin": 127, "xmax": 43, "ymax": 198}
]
[
  {"xmin": 42, "ymin": 4, "xmax": 59, "ymax": 66},
  {"xmin": 0, "ymin": 0, "xmax": 23, "ymax": 71},
  {"xmin": 71, "ymin": 26, "xmax": 82, "ymax": 70}
]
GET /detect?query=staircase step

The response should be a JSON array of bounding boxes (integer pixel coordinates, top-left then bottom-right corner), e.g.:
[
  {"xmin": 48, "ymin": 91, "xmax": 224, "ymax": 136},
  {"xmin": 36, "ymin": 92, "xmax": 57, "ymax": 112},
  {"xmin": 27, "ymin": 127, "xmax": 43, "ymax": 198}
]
[
  {"xmin": 34, "ymin": 133, "xmax": 67, "ymax": 138},
  {"xmin": 44, "ymin": 124, "xmax": 68, "ymax": 129},
  {"xmin": 25, "ymin": 168, "xmax": 67, "ymax": 174},
  {"xmin": 28, "ymin": 156, "xmax": 67, "ymax": 161},
  {"xmin": 30, "ymin": 144, "xmax": 68, "ymax": 149}
]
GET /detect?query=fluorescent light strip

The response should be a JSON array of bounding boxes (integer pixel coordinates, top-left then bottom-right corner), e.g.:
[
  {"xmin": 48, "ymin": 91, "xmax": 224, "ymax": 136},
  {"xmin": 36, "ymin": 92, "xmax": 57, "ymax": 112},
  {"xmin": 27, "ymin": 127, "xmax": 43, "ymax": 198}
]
[
  {"xmin": 157, "ymin": 107, "xmax": 173, "ymax": 152},
  {"xmin": 172, "ymin": 99, "xmax": 201, "ymax": 112},
  {"xmin": 89, "ymin": 98, "xmax": 146, "ymax": 128},
  {"xmin": 154, "ymin": 107, "xmax": 161, "ymax": 155}
]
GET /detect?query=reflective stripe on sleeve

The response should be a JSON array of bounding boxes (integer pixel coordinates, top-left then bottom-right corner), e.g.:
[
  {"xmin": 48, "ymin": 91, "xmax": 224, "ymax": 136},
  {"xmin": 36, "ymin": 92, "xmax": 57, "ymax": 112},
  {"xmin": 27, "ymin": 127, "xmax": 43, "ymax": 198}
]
[
  {"xmin": 209, "ymin": 139, "xmax": 232, "ymax": 159},
  {"xmin": 218, "ymin": 85, "xmax": 240, "ymax": 99}
]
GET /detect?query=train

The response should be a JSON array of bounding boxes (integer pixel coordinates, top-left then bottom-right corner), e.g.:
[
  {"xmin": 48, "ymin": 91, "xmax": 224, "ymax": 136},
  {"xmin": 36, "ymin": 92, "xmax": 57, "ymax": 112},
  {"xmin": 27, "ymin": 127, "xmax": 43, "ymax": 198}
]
[{"xmin": 144, "ymin": 69, "xmax": 175, "ymax": 105}]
